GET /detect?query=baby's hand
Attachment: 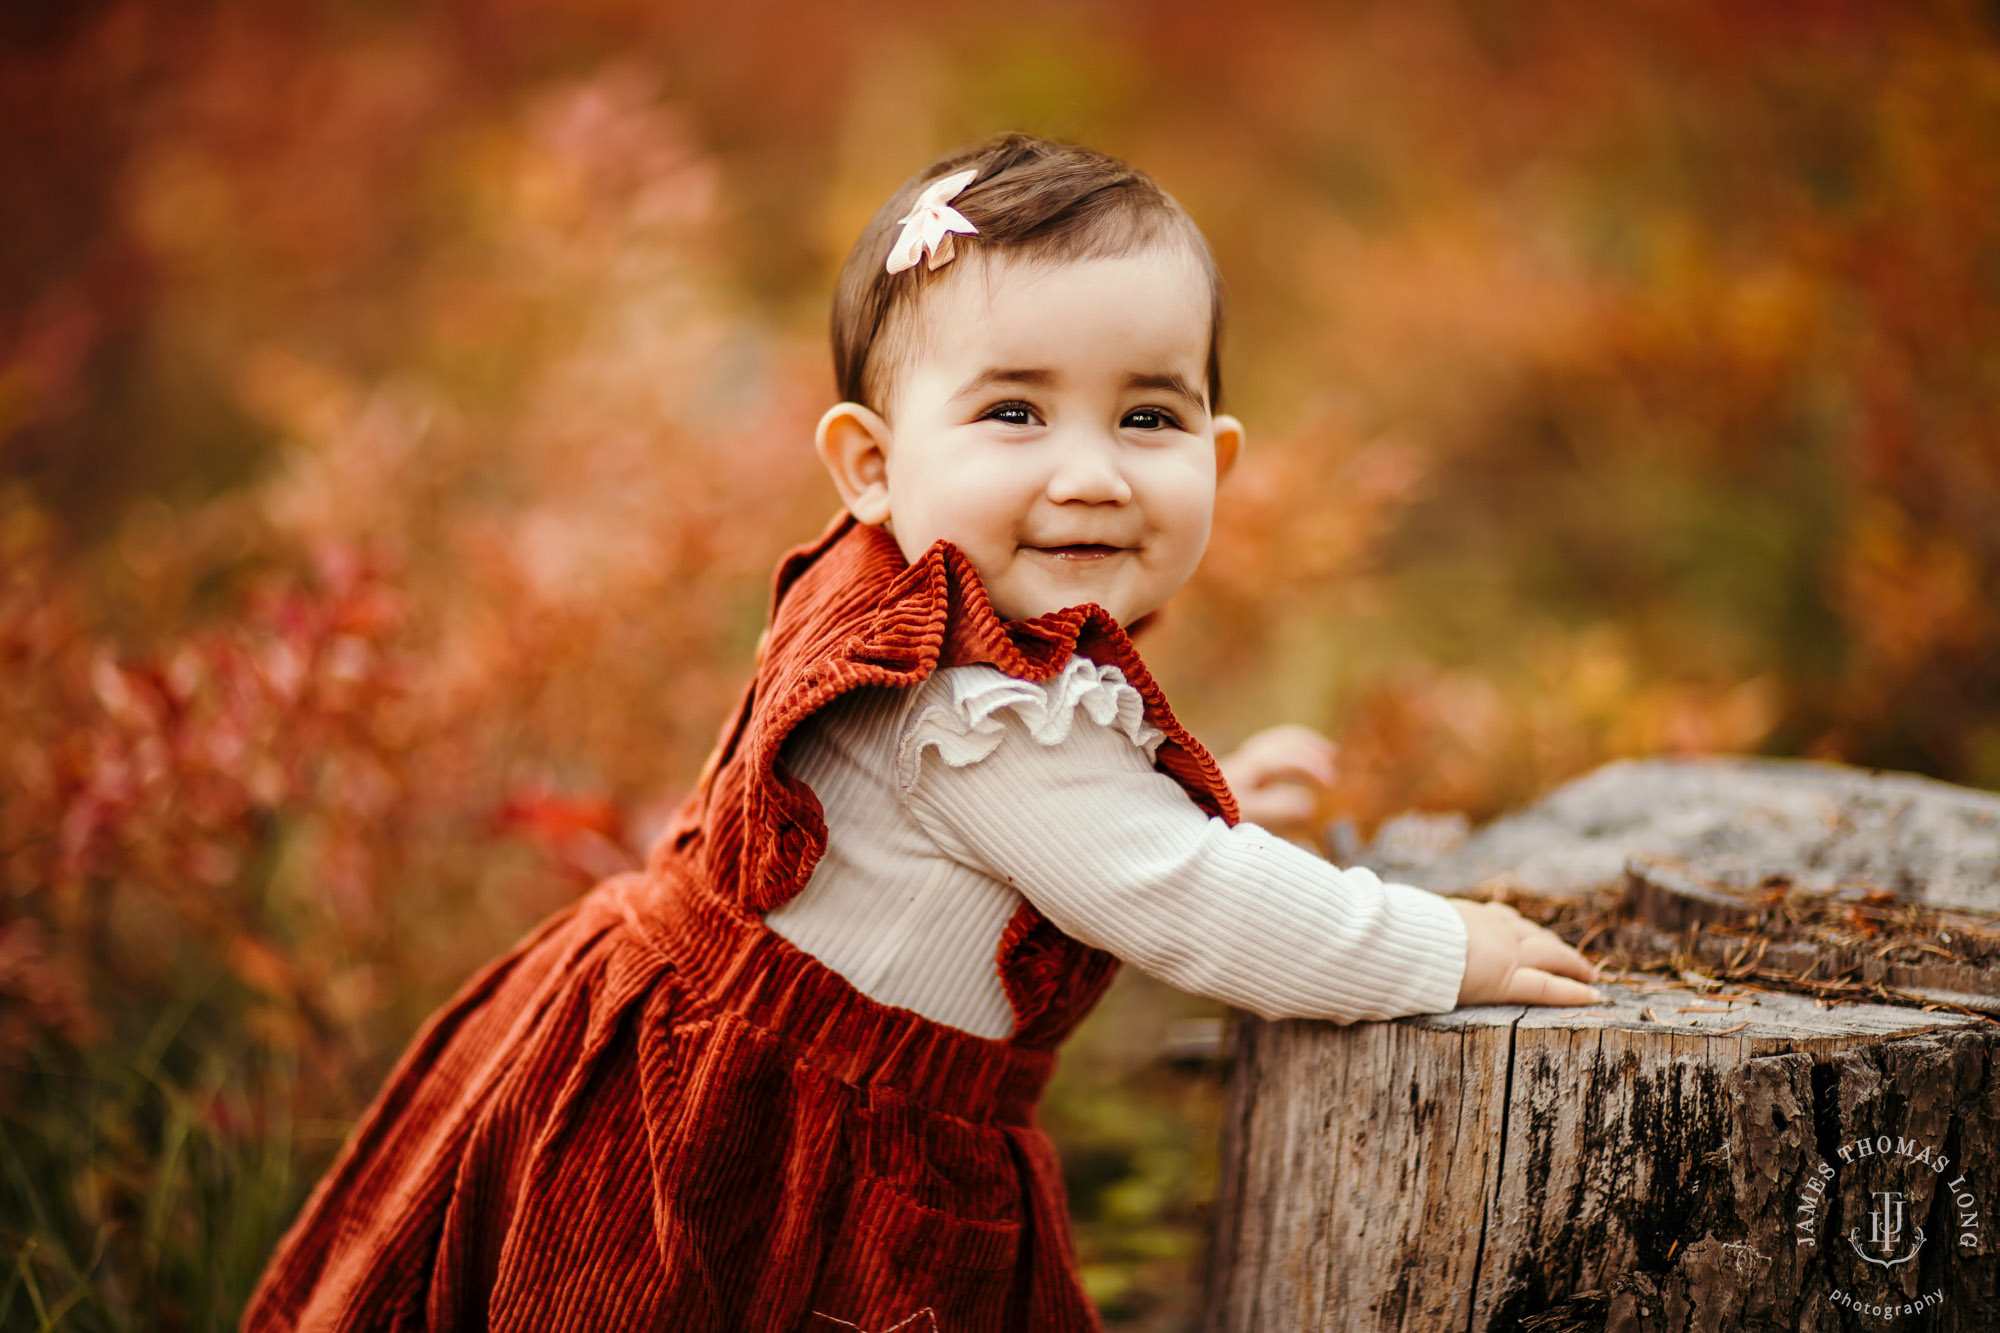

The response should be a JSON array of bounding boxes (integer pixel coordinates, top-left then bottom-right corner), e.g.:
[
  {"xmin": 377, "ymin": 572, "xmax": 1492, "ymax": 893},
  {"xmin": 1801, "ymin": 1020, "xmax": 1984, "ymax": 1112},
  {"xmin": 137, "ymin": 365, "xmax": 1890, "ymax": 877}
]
[
  {"xmin": 1448, "ymin": 898, "xmax": 1603, "ymax": 1008},
  {"xmin": 1217, "ymin": 724, "xmax": 1339, "ymax": 840}
]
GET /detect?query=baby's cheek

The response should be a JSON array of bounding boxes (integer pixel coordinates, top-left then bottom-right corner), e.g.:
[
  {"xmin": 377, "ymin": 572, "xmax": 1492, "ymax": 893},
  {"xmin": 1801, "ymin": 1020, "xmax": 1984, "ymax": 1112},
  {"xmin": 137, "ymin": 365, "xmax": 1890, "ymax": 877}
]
[
  {"xmin": 1147, "ymin": 461, "xmax": 1218, "ymax": 527},
  {"xmin": 947, "ymin": 485, "xmax": 1041, "ymax": 548},
  {"xmin": 1155, "ymin": 504, "xmax": 1214, "ymax": 573}
]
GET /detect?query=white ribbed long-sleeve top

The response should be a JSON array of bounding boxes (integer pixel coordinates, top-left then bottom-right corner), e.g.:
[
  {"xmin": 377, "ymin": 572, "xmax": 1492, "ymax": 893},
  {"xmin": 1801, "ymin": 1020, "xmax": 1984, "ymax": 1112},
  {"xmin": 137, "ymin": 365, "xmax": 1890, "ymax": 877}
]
[{"xmin": 762, "ymin": 654, "xmax": 1469, "ymax": 1040}]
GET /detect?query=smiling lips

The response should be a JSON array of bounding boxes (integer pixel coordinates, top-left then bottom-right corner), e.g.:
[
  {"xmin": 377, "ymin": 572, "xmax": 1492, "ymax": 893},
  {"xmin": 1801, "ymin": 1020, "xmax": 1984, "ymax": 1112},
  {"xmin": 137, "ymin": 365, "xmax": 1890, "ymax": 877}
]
[{"xmin": 1026, "ymin": 543, "xmax": 1128, "ymax": 560}]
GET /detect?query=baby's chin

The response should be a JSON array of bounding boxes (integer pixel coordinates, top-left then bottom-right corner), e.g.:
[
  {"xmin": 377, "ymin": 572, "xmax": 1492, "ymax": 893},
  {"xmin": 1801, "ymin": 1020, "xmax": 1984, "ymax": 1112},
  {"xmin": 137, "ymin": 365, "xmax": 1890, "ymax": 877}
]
[{"xmin": 986, "ymin": 580, "xmax": 1156, "ymax": 628}]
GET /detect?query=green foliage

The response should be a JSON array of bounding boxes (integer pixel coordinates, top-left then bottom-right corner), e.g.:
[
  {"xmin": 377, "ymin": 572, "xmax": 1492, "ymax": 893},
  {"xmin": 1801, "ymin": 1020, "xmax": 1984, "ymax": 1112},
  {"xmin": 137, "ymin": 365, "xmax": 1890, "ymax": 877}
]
[
  {"xmin": 1, "ymin": 993, "xmax": 313, "ymax": 1333},
  {"xmin": 1043, "ymin": 973, "xmax": 1230, "ymax": 1331}
]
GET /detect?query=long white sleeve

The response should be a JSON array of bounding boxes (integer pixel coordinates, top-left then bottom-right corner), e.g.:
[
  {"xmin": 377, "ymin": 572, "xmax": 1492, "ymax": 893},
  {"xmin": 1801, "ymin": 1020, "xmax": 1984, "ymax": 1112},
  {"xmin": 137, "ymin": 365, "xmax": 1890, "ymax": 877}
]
[{"xmin": 900, "ymin": 664, "xmax": 1470, "ymax": 1025}]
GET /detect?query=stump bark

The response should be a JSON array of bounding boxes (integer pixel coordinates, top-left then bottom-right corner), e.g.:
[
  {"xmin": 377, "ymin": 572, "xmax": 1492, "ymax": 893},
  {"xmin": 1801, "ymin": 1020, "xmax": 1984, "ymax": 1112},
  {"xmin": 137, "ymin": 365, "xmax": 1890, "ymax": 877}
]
[{"xmin": 1203, "ymin": 758, "xmax": 2000, "ymax": 1333}]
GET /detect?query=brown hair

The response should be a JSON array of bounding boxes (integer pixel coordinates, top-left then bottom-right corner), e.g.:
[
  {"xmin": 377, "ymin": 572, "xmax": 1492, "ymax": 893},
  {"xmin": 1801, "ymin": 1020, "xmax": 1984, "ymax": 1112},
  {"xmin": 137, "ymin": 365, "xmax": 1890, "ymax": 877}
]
[{"xmin": 830, "ymin": 132, "xmax": 1225, "ymax": 421}]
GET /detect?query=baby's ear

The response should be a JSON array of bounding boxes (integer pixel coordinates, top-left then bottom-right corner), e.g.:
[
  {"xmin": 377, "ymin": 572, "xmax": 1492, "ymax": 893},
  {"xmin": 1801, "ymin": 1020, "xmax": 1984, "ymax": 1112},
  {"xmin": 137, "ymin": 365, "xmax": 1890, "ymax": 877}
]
[
  {"xmin": 816, "ymin": 402, "xmax": 894, "ymax": 525},
  {"xmin": 1212, "ymin": 414, "xmax": 1245, "ymax": 483}
]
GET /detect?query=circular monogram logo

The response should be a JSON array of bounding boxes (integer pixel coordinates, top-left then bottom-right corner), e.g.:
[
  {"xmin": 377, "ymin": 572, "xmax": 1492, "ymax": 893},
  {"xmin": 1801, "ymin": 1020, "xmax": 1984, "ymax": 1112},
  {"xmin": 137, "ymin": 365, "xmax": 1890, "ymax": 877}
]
[{"xmin": 1794, "ymin": 1130, "xmax": 1983, "ymax": 1320}]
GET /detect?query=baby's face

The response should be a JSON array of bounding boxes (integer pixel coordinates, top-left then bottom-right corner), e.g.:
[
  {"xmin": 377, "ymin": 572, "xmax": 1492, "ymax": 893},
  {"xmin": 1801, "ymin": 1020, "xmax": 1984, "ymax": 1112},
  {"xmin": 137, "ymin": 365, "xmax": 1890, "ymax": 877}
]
[{"xmin": 837, "ymin": 245, "xmax": 1240, "ymax": 626}]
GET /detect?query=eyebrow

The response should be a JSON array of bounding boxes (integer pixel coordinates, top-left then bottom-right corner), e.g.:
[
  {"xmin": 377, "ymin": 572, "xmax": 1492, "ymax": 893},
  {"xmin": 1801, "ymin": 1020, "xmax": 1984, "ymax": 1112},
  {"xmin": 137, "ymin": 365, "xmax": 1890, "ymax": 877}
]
[{"xmin": 951, "ymin": 366, "xmax": 1209, "ymax": 415}]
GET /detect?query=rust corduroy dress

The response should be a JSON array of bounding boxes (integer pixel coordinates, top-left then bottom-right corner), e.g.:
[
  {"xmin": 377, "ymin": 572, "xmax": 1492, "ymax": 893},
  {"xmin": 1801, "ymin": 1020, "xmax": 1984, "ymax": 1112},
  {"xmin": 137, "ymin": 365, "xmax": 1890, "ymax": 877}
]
[{"xmin": 243, "ymin": 512, "xmax": 1239, "ymax": 1333}]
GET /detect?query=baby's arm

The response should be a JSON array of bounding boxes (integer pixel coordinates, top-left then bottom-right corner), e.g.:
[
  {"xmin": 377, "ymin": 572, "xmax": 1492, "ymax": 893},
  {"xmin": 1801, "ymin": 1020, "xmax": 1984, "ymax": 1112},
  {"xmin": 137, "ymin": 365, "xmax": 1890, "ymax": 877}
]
[
  {"xmin": 904, "ymin": 689, "xmax": 1599, "ymax": 1023},
  {"xmin": 1215, "ymin": 723, "xmax": 1601, "ymax": 1007}
]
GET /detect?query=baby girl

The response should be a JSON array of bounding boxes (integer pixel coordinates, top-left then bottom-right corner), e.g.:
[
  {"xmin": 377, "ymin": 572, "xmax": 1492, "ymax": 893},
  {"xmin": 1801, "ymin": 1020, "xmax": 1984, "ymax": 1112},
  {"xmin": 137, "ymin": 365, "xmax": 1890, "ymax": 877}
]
[{"xmin": 244, "ymin": 131, "xmax": 1600, "ymax": 1333}]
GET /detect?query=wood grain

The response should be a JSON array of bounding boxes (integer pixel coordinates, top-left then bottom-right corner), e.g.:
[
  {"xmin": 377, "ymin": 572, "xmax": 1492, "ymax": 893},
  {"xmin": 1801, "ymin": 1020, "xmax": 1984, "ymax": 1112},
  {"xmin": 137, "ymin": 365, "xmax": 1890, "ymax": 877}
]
[{"xmin": 1205, "ymin": 759, "xmax": 2000, "ymax": 1332}]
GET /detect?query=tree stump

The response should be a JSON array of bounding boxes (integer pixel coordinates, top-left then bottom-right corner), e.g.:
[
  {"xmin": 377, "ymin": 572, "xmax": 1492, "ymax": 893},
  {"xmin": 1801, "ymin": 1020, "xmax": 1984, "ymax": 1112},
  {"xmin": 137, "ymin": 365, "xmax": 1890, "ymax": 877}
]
[{"xmin": 1203, "ymin": 758, "xmax": 2000, "ymax": 1332}]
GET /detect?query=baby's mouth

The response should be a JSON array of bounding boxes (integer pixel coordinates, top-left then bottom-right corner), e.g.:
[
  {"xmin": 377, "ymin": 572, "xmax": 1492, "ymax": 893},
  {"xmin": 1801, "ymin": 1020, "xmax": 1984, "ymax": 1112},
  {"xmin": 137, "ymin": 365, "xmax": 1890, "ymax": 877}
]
[{"xmin": 1025, "ymin": 544, "xmax": 1126, "ymax": 561}]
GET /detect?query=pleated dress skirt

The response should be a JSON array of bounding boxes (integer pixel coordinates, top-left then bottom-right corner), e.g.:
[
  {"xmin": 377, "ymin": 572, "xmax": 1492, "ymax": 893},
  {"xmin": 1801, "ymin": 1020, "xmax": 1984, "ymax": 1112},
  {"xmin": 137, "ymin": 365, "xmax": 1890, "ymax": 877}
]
[{"xmin": 241, "ymin": 858, "xmax": 1106, "ymax": 1333}]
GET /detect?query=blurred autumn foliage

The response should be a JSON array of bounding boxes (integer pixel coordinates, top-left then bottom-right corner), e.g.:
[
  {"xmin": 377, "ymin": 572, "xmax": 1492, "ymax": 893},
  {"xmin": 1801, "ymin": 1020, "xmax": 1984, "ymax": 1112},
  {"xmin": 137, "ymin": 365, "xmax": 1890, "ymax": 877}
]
[{"xmin": 3, "ymin": 0, "xmax": 1998, "ymax": 1326}]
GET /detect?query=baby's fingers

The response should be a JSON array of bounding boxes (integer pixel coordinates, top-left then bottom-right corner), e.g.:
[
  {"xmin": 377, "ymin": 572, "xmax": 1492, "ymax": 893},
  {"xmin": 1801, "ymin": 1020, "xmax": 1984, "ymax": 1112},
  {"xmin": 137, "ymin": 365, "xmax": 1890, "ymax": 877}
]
[
  {"xmin": 1517, "ymin": 921, "xmax": 1600, "ymax": 984},
  {"xmin": 1503, "ymin": 968, "xmax": 1604, "ymax": 1007},
  {"xmin": 1222, "ymin": 725, "xmax": 1338, "ymax": 789},
  {"xmin": 1237, "ymin": 783, "xmax": 1317, "ymax": 830}
]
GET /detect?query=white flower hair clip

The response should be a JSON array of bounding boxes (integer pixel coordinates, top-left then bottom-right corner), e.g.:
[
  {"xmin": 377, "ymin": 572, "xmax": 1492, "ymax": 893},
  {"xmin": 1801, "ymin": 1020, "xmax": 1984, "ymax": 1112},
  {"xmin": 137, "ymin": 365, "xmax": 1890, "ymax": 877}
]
[{"xmin": 884, "ymin": 168, "xmax": 980, "ymax": 274}]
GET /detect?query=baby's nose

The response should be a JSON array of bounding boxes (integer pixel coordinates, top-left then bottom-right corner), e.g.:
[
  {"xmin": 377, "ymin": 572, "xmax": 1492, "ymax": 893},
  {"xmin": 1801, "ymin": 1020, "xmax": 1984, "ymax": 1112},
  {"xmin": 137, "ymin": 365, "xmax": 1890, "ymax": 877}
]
[{"xmin": 1045, "ymin": 439, "xmax": 1134, "ymax": 504}]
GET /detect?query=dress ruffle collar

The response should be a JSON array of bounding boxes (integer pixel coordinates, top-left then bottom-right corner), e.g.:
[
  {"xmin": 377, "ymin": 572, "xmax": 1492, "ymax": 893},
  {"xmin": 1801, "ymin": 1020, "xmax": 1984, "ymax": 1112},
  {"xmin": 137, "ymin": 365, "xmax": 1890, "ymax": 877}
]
[{"xmin": 685, "ymin": 509, "xmax": 1239, "ymax": 912}]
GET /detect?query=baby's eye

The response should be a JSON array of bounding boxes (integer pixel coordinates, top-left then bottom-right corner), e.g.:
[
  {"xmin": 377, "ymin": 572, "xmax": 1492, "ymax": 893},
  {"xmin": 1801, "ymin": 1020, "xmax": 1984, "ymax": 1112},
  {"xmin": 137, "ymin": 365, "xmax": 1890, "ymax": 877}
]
[
  {"xmin": 1124, "ymin": 407, "xmax": 1184, "ymax": 432},
  {"xmin": 982, "ymin": 401, "xmax": 1041, "ymax": 427}
]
